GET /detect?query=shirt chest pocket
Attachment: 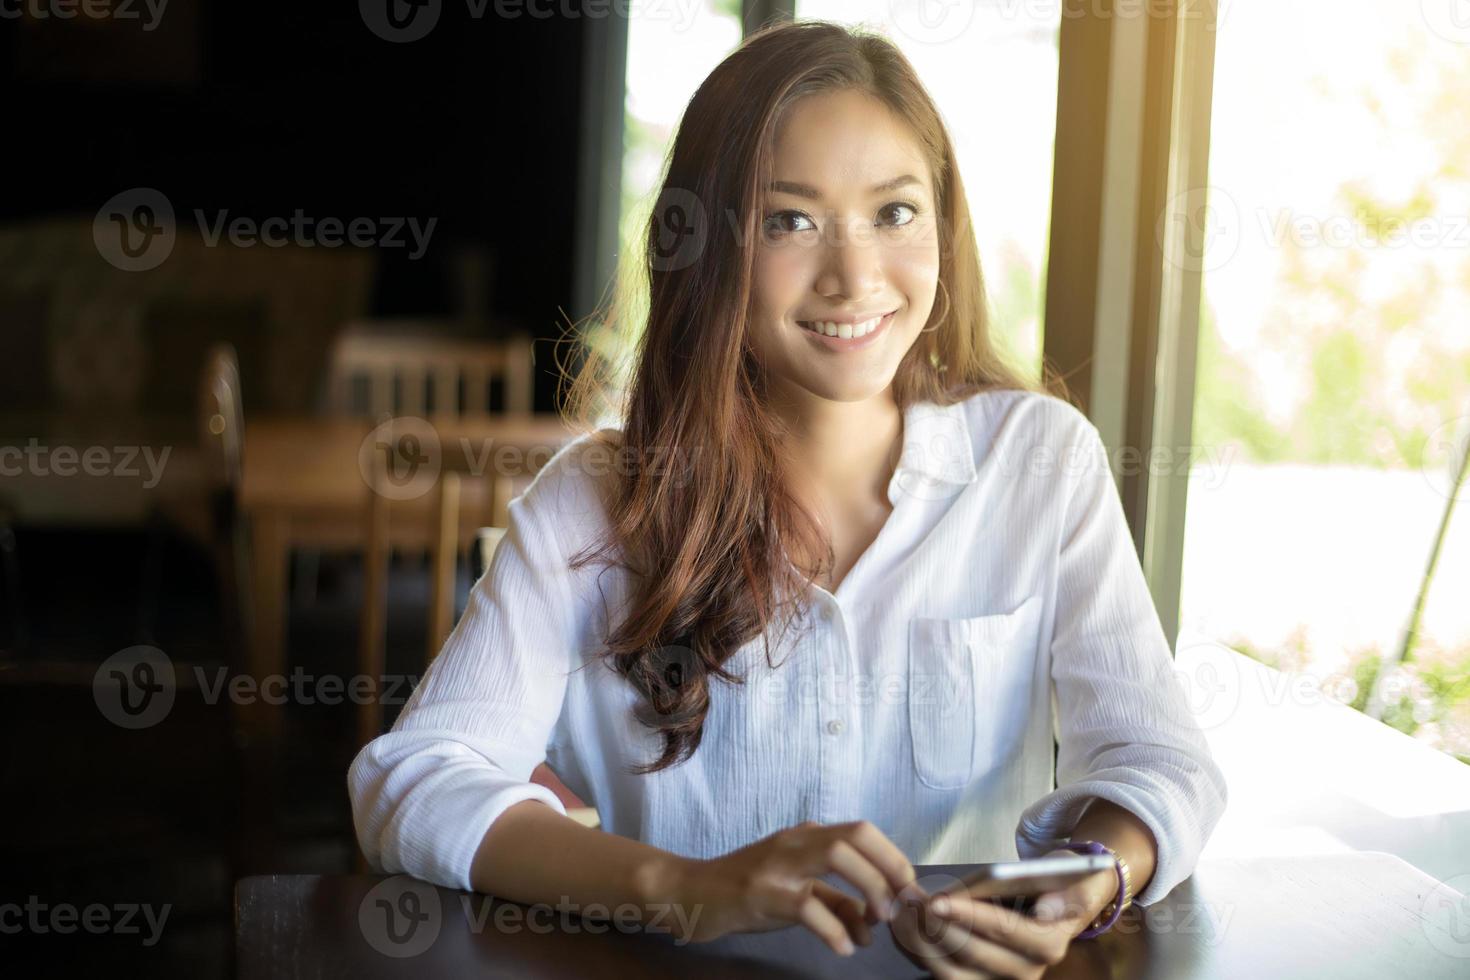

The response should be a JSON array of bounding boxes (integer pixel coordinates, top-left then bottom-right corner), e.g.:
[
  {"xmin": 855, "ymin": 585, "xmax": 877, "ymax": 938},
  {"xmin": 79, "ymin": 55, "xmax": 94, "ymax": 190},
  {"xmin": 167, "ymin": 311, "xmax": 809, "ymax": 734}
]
[{"xmin": 907, "ymin": 595, "xmax": 1044, "ymax": 790}]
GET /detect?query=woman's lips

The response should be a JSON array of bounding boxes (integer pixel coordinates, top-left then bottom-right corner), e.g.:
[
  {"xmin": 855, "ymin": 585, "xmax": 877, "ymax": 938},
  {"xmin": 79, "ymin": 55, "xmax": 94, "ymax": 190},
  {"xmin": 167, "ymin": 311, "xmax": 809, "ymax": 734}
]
[{"xmin": 796, "ymin": 310, "xmax": 897, "ymax": 352}]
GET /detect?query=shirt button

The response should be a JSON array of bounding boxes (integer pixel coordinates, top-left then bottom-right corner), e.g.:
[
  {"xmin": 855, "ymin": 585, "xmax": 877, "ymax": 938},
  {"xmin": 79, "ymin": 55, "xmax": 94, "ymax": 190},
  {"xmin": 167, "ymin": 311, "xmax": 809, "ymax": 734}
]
[{"xmin": 826, "ymin": 719, "xmax": 845, "ymax": 736}]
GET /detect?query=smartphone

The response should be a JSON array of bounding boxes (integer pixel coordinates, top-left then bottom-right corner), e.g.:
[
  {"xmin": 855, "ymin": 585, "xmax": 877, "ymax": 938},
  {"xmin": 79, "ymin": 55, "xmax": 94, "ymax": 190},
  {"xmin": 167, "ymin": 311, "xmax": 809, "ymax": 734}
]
[{"xmin": 946, "ymin": 854, "xmax": 1115, "ymax": 912}]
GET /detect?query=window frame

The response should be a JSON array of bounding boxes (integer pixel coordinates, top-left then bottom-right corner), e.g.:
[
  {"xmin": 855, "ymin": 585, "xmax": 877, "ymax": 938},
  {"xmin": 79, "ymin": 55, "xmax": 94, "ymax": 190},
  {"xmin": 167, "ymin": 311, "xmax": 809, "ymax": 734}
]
[{"xmin": 1042, "ymin": 0, "xmax": 1219, "ymax": 650}]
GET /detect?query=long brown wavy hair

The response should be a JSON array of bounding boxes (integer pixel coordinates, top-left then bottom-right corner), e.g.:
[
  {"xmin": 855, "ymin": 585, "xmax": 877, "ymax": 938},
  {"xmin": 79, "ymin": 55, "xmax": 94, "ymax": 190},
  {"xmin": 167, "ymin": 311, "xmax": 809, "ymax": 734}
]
[{"xmin": 561, "ymin": 19, "xmax": 1059, "ymax": 774}]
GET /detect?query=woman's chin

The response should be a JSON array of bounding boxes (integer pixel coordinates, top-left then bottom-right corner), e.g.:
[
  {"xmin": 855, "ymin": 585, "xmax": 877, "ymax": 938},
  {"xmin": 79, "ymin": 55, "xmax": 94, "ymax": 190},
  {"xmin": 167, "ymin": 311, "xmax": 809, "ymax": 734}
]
[{"xmin": 792, "ymin": 373, "xmax": 895, "ymax": 405}]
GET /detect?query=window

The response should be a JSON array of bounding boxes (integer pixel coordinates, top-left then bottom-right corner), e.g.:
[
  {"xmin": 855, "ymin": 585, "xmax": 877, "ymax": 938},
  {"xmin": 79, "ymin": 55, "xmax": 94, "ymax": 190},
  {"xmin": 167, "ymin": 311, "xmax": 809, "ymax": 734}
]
[
  {"xmin": 611, "ymin": 1, "xmax": 742, "ymax": 341},
  {"xmin": 1180, "ymin": 2, "xmax": 1470, "ymax": 763}
]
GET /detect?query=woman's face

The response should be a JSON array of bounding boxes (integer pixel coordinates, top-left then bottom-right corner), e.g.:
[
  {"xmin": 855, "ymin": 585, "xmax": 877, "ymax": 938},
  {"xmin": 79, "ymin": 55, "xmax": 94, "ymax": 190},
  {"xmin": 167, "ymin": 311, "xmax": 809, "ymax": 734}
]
[{"xmin": 749, "ymin": 88, "xmax": 941, "ymax": 406}]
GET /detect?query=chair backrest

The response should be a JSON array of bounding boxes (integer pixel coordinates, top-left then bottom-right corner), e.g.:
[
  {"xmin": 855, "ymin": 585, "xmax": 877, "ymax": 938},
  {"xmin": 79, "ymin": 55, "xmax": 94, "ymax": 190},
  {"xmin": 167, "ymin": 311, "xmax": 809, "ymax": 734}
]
[
  {"xmin": 326, "ymin": 324, "xmax": 533, "ymax": 420},
  {"xmin": 353, "ymin": 448, "xmax": 600, "ymax": 829},
  {"xmin": 198, "ymin": 342, "xmax": 243, "ymax": 491},
  {"xmin": 357, "ymin": 443, "xmax": 391, "ymax": 750},
  {"xmin": 425, "ymin": 480, "xmax": 520, "ymax": 657},
  {"xmin": 471, "ymin": 527, "xmax": 508, "ymax": 585},
  {"xmin": 355, "ymin": 441, "xmax": 516, "ymax": 746}
]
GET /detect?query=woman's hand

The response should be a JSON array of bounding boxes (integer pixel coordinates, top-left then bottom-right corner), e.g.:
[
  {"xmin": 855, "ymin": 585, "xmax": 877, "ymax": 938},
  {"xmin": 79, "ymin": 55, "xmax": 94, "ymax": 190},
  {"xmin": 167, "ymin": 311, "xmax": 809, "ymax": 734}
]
[
  {"xmin": 1028, "ymin": 846, "xmax": 1120, "ymax": 934},
  {"xmin": 665, "ymin": 819, "xmax": 925, "ymax": 955},
  {"xmin": 888, "ymin": 848, "xmax": 1117, "ymax": 979}
]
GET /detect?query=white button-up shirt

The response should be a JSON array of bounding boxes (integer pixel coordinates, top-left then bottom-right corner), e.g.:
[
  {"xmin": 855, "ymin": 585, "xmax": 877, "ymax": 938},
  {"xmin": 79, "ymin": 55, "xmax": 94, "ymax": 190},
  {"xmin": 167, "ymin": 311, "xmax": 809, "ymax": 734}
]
[{"xmin": 348, "ymin": 389, "xmax": 1228, "ymax": 907}]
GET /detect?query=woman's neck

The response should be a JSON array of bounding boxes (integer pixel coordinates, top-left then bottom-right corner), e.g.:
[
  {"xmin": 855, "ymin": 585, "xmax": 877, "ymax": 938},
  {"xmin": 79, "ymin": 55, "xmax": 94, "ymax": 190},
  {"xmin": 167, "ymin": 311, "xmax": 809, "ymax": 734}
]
[{"xmin": 770, "ymin": 383, "xmax": 904, "ymax": 508}]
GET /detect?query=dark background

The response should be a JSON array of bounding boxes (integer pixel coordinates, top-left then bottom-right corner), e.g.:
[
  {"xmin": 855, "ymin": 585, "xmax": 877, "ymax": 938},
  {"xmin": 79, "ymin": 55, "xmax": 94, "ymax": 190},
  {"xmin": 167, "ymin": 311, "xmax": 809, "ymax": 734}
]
[
  {"xmin": 0, "ymin": 3, "xmax": 594, "ymax": 975},
  {"xmin": 1, "ymin": 0, "xmax": 587, "ymax": 409}
]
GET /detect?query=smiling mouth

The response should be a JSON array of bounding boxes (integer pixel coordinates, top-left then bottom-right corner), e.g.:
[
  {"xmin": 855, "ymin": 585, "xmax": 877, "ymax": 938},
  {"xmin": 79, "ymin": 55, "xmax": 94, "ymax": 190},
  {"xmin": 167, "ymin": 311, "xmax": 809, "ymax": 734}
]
[{"xmin": 796, "ymin": 310, "xmax": 897, "ymax": 339}]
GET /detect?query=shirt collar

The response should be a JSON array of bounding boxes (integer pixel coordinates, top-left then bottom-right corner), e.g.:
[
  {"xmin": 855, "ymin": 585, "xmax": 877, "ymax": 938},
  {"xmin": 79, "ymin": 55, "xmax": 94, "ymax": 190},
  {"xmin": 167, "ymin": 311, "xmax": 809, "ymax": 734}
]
[{"xmin": 890, "ymin": 397, "xmax": 979, "ymax": 499}]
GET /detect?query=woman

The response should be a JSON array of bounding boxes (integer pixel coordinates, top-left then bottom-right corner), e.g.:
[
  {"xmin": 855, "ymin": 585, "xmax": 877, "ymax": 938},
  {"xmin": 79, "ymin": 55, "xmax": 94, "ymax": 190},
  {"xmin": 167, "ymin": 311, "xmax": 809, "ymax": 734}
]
[{"xmin": 349, "ymin": 20, "xmax": 1226, "ymax": 979}]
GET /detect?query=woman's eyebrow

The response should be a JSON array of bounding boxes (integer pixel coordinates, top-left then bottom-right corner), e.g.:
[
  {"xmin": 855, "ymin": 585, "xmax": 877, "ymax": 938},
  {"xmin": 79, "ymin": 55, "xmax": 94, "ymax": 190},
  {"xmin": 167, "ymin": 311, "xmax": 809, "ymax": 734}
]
[{"xmin": 768, "ymin": 174, "xmax": 923, "ymax": 200}]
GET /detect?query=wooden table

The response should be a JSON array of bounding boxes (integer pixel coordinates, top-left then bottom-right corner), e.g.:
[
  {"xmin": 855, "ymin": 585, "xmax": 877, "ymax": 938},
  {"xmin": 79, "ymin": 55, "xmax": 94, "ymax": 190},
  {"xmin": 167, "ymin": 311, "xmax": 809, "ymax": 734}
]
[
  {"xmin": 238, "ymin": 414, "xmax": 577, "ymax": 739},
  {"xmin": 236, "ymin": 854, "xmax": 1469, "ymax": 979}
]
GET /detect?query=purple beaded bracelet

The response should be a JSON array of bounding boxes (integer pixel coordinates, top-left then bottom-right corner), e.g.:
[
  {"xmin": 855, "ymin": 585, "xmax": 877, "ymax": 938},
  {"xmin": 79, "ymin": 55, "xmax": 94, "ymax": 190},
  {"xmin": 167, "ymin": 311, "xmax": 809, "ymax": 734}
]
[{"xmin": 1053, "ymin": 839, "xmax": 1130, "ymax": 939}]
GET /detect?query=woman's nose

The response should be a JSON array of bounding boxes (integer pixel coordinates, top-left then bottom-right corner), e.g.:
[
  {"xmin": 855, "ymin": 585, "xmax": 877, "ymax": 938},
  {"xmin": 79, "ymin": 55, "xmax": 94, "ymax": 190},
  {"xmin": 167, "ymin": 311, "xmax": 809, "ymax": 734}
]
[{"xmin": 814, "ymin": 218, "xmax": 884, "ymax": 300}]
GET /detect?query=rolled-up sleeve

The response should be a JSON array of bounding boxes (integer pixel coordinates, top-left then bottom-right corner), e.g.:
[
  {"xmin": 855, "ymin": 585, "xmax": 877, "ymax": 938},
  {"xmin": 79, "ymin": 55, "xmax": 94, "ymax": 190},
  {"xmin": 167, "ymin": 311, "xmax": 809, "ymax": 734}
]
[
  {"xmin": 347, "ymin": 468, "xmax": 582, "ymax": 893},
  {"xmin": 1014, "ymin": 419, "xmax": 1228, "ymax": 907}
]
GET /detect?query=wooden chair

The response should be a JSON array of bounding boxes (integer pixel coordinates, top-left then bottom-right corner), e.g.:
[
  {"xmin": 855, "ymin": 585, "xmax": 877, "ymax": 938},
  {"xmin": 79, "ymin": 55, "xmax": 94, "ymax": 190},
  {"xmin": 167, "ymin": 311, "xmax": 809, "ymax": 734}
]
[
  {"xmin": 354, "ymin": 449, "xmax": 598, "ymax": 837},
  {"xmin": 200, "ymin": 343, "xmax": 244, "ymax": 490},
  {"xmin": 340, "ymin": 323, "xmax": 539, "ymax": 708},
  {"xmin": 355, "ymin": 449, "xmax": 523, "ymax": 746},
  {"xmin": 139, "ymin": 343, "xmax": 249, "ymax": 654},
  {"xmin": 197, "ymin": 344, "xmax": 250, "ymax": 659},
  {"xmin": 325, "ymin": 323, "xmax": 534, "ymax": 420},
  {"xmin": 299, "ymin": 324, "xmax": 534, "ymax": 604}
]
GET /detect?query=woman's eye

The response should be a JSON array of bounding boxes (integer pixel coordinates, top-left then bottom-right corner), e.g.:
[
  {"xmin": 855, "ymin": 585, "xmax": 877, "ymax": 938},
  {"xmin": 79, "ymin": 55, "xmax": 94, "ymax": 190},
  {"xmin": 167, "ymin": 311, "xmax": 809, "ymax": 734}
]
[
  {"xmin": 878, "ymin": 201, "xmax": 919, "ymax": 227},
  {"xmin": 763, "ymin": 210, "xmax": 816, "ymax": 236},
  {"xmin": 762, "ymin": 202, "xmax": 920, "ymax": 240}
]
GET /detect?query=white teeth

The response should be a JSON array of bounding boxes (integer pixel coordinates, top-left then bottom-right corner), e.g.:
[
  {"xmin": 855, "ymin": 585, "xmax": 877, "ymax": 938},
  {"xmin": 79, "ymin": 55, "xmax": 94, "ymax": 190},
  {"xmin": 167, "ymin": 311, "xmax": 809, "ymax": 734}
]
[{"xmin": 800, "ymin": 314, "xmax": 887, "ymax": 339}]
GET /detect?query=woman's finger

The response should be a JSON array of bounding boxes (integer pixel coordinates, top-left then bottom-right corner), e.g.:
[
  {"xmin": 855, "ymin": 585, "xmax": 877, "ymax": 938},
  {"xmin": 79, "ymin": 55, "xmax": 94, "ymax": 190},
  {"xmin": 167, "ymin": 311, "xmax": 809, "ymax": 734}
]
[
  {"xmin": 931, "ymin": 893, "xmax": 1069, "ymax": 968},
  {"xmin": 1032, "ymin": 879, "xmax": 1110, "ymax": 926},
  {"xmin": 892, "ymin": 891, "xmax": 971, "ymax": 966},
  {"xmin": 923, "ymin": 902, "xmax": 1045, "ymax": 979},
  {"xmin": 812, "ymin": 879, "xmax": 873, "ymax": 947},
  {"xmin": 900, "ymin": 907, "xmax": 992, "ymax": 980},
  {"xmin": 836, "ymin": 821, "xmax": 921, "ymax": 903},
  {"xmin": 819, "ymin": 839, "xmax": 897, "ymax": 922},
  {"xmin": 796, "ymin": 891, "xmax": 856, "ymax": 956}
]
